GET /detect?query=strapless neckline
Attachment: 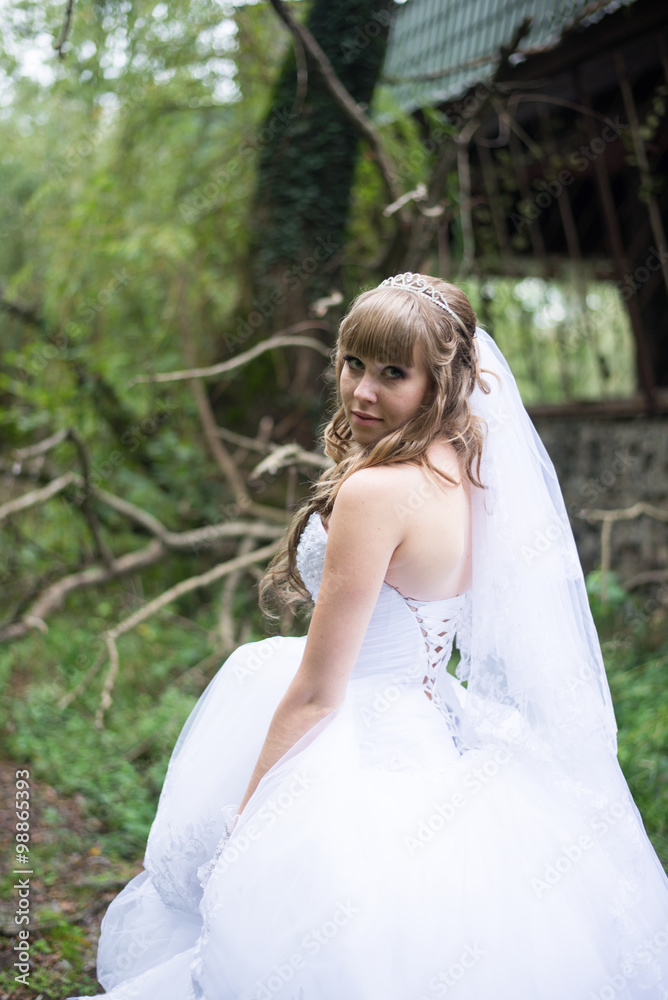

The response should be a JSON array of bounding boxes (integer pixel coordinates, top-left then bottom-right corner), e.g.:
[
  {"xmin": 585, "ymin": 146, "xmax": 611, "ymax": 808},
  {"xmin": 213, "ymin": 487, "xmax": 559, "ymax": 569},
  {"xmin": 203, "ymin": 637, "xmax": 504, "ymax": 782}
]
[{"xmin": 310, "ymin": 510, "xmax": 469, "ymax": 610}]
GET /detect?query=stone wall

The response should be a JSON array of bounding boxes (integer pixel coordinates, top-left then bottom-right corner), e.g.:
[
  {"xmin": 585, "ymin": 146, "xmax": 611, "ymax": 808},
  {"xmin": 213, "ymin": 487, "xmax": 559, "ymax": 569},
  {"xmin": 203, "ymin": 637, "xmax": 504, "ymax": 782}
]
[{"xmin": 533, "ymin": 415, "xmax": 668, "ymax": 582}]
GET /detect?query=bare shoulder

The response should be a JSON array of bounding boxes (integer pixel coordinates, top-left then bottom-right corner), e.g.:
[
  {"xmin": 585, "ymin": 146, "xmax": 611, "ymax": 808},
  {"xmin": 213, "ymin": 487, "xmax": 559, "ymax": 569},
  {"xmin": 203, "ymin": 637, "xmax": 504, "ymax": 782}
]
[
  {"xmin": 336, "ymin": 463, "xmax": 419, "ymax": 497},
  {"xmin": 327, "ymin": 452, "xmax": 472, "ymax": 599},
  {"xmin": 426, "ymin": 438, "xmax": 467, "ymax": 486},
  {"xmin": 333, "ymin": 464, "xmax": 428, "ymax": 521},
  {"xmin": 333, "ymin": 449, "xmax": 466, "ymax": 516}
]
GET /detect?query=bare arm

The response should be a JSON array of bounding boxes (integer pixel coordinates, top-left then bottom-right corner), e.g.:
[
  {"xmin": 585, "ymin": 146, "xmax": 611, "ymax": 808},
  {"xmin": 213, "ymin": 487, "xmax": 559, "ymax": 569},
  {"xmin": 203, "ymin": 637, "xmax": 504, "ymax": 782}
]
[{"xmin": 237, "ymin": 469, "xmax": 405, "ymax": 814}]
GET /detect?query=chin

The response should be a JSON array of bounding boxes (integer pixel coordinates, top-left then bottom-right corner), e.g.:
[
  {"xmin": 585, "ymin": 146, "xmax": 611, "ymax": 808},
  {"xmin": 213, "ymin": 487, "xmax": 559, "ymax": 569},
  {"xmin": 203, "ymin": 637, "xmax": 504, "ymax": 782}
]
[{"xmin": 352, "ymin": 427, "xmax": 386, "ymax": 447}]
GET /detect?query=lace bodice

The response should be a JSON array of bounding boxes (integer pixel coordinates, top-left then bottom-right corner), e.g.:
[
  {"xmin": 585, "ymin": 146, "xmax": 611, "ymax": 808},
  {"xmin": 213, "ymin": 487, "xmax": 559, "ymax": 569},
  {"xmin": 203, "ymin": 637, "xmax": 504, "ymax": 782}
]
[{"xmin": 296, "ymin": 511, "xmax": 468, "ymax": 700}]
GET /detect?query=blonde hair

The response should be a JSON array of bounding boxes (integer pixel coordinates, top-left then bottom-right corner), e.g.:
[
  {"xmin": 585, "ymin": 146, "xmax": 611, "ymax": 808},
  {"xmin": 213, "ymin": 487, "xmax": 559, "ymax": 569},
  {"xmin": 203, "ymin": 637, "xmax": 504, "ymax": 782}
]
[{"xmin": 260, "ymin": 276, "xmax": 490, "ymax": 614}]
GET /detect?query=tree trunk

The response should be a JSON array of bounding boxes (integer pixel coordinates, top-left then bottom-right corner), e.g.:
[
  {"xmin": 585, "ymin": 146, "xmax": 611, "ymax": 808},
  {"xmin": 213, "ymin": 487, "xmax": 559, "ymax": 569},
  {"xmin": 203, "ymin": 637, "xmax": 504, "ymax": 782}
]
[{"xmin": 248, "ymin": 0, "xmax": 393, "ymax": 332}]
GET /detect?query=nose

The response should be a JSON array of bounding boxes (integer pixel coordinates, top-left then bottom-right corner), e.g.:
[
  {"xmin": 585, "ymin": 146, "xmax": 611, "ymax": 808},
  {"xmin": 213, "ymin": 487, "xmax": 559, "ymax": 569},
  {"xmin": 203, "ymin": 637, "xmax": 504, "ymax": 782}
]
[{"xmin": 354, "ymin": 372, "xmax": 377, "ymax": 403}]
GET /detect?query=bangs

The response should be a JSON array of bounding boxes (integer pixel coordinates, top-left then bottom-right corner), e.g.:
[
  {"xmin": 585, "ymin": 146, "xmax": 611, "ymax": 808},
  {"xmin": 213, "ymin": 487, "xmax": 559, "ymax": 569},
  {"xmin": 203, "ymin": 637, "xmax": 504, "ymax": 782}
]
[{"xmin": 338, "ymin": 288, "xmax": 432, "ymax": 368}]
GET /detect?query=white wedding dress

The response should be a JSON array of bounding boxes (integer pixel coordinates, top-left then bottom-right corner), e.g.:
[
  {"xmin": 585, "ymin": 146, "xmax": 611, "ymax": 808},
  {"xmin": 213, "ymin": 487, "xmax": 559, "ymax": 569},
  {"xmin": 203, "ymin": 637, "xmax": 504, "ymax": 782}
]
[{"xmin": 70, "ymin": 511, "xmax": 668, "ymax": 1000}]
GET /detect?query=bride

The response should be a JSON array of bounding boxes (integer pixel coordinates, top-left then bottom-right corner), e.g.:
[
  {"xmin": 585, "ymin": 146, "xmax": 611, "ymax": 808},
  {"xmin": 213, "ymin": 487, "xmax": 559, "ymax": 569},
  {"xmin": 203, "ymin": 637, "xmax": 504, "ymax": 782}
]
[{"xmin": 70, "ymin": 274, "xmax": 668, "ymax": 1000}]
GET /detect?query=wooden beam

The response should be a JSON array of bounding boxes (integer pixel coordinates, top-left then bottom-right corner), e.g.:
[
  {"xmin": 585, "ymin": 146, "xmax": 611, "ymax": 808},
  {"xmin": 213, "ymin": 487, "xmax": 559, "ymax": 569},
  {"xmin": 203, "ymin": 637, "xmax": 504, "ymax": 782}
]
[
  {"xmin": 576, "ymin": 69, "xmax": 657, "ymax": 409},
  {"xmin": 527, "ymin": 390, "xmax": 668, "ymax": 419}
]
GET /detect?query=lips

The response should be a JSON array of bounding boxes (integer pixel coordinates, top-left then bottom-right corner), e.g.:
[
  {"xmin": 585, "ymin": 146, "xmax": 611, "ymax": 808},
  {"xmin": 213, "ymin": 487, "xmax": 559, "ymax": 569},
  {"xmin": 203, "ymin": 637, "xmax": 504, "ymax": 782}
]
[{"xmin": 351, "ymin": 410, "xmax": 382, "ymax": 425}]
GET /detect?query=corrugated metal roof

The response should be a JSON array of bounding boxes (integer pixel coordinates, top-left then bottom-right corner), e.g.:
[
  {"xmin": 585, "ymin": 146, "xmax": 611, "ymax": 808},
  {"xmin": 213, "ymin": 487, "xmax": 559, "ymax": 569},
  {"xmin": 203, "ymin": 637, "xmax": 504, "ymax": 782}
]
[{"xmin": 379, "ymin": 0, "xmax": 638, "ymax": 113}]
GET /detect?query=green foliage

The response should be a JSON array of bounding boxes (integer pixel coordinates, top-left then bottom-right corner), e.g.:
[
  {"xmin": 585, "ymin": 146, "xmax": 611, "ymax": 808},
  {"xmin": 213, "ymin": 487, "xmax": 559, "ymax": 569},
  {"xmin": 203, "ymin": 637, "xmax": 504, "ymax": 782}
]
[
  {"xmin": 0, "ymin": 906, "xmax": 102, "ymax": 997},
  {"xmin": 587, "ymin": 572, "xmax": 668, "ymax": 865},
  {"xmin": 0, "ymin": 0, "xmax": 288, "ymax": 418},
  {"xmin": 0, "ymin": 2, "xmax": 303, "ymax": 675},
  {"xmin": 344, "ymin": 100, "xmax": 434, "ymax": 289},
  {"xmin": 585, "ymin": 569, "xmax": 629, "ymax": 612},
  {"xmin": 9, "ymin": 684, "xmax": 166, "ymax": 852},
  {"xmin": 0, "ymin": 583, "xmax": 225, "ymax": 856},
  {"xmin": 460, "ymin": 274, "xmax": 636, "ymax": 405},
  {"xmin": 0, "ymin": 948, "xmax": 99, "ymax": 1000},
  {"xmin": 612, "ymin": 654, "xmax": 668, "ymax": 854}
]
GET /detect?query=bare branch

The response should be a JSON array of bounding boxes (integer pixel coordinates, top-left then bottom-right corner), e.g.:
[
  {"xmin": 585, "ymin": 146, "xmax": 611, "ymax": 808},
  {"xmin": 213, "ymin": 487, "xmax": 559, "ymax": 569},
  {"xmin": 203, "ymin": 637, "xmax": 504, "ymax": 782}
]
[
  {"xmin": 398, "ymin": 118, "xmax": 476, "ymax": 273},
  {"xmin": 384, "ymin": 183, "xmax": 428, "ymax": 219},
  {"xmin": 128, "ymin": 325, "xmax": 332, "ymax": 386},
  {"xmin": 584, "ymin": 502, "xmax": 668, "ymax": 524},
  {"xmin": 0, "ymin": 472, "xmax": 286, "ymax": 642},
  {"xmin": 267, "ymin": 0, "xmax": 405, "ymax": 211},
  {"xmin": 218, "ymin": 536, "xmax": 256, "ymax": 654},
  {"xmin": 11, "ymin": 429, "xmax": 69, "ymax": 462},
  {"xmin": 94, "ymin": 540, "xmax": 281, "ymax": 725},
  {"xmin": 0, "ymin": 539, "xmax": 166, "ymax": 643},
  {"xmin": 96, "ymin": 488, "xmax": 287, "ymax": 544},
  {"xmin": 0, "ymin": 409, "xmax": 330, "ymax": 643},
  {"xmin": 456, "ymin": 134, "xmax": 476, "ymax": 278},
  {"xmin": 0, "ymin": 472, "xmax": 78, "ymax": 523},
  {"xmin": 580, "ymin": 502, "xmax": 668, "ymax": 602},
  {"xmin": 624, "ymin": 569, "xmax": 668, "ymax": 590},
  {"xmin": 178, "ymin": 272, "xmax": 248, "ymax": 503},
  {"xmin": 383, "ymin": 50, "xmax": 502, "ymax": 85},
  {"xmin": 506, "ymin": 92, "xmax": 623, "ymax": 126},
  {"xmin": 0, "ymin": 459, "xmax": 288, "ymax": 547},
  {"xmin": 251, "ymin": 443, "xmax": 331, "ymax": 479},
  {"xmin": 93, "ymin": 488, "xmax": 178, "ymax": 540},
  {"xmin": 107, "ymin": 542, "xmax": 279, "ymax": 642},
  {"xmin": 58, "ymin": 650, "xmax": 105, "ymax": 710},
  {"xmin": 503, "ymin": 110, "xmax": 543, "ymax": 161},
  {"xmin": 494, "ymin": 16, "xmax": 533, "ymax": 79},
  {"xmin": 215, "ymin": 425, "xmax": 276, "ymax": 455},
  {"xmin": 68, "ymin": 428, "xmax": 115, "ymax": 568},
  {"xmin": 53, "ymin": 0, "xmax": 76, "ymax": 58},
  {"xmin": 6, "ymin": 431, "xmax": 111, "ymax": 566},
  {"xmin": 311, "ymin": 290, "xmax": 344, "ymax": 318},
  {"xmin": 96, "ymin": 634, "xmax": 119, "ymax": 728}
]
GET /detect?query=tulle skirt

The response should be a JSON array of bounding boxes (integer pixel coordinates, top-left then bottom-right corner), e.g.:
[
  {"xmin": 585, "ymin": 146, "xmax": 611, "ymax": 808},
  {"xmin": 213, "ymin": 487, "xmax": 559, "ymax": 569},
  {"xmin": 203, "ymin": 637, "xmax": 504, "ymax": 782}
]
[{"xmin": 69, "ymin": 636, "xmax": 668, "ymax": 1000}]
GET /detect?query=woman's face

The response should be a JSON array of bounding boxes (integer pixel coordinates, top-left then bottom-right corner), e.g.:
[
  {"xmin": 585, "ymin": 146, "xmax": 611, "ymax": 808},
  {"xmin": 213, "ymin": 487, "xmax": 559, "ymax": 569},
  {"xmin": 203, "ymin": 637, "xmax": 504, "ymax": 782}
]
[{"xmin": 339, "ymin": 344, "xmax": 431, "ymax": 445}]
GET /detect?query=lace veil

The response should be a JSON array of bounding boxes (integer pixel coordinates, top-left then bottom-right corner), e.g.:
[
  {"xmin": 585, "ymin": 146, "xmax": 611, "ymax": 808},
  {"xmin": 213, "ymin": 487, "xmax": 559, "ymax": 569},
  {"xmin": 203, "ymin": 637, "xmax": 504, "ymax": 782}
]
[
  {"xmin": 442, "ymin": 329, "xmax": 668, "ymax": 967},
  {"xmin": 445, "ymin": 326, "xmax": 619, "ymax": 763}
]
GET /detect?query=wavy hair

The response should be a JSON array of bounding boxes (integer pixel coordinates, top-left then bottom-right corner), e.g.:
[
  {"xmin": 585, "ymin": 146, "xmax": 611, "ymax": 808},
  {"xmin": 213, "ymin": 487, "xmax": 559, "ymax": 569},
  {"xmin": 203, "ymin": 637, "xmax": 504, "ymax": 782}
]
[{"xmin": 260, "ymin": 276, "xmax": 491, "ymax": 614}]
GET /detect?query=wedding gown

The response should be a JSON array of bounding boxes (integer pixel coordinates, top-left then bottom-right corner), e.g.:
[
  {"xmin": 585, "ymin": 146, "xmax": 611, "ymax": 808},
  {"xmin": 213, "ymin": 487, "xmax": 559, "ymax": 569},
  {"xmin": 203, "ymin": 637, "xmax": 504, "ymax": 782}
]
[{"xmin": 70, "ymin": 510, "xmax": 668, "ymax": 1000}]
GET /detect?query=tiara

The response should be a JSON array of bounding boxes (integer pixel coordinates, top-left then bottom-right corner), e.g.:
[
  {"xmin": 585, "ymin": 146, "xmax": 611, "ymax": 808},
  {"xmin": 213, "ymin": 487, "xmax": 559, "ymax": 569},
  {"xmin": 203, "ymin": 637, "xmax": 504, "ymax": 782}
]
[{"xmin": 379, "ymin": 273, "xmax": 466, "ymax": 331}]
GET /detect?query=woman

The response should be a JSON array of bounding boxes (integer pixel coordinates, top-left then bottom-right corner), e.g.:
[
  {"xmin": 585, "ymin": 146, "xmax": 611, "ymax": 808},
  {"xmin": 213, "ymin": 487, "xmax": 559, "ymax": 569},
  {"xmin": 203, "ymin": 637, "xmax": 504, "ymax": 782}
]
[{"xmin": 71, "ymin": 274, "xmax": 668, "ymax": 1000}]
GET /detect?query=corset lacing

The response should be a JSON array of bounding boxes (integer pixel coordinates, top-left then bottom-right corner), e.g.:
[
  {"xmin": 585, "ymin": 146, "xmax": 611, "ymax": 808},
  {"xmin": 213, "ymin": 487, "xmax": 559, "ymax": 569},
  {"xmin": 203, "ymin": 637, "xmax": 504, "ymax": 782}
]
[{"xmin": 401, "ymin": 592, "xmax": 468, "ymax": 745}]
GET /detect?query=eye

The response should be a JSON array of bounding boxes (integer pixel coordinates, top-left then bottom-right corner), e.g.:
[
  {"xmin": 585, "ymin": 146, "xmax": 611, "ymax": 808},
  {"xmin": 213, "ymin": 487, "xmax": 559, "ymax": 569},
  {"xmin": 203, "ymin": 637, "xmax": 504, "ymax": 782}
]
[
  {"xmin": 383, "ymin": 365, "xmax": 405, "ymax": 380},
  {"xmin": 343, "ymin": 354, "xmax": 364, "ymax": 371}
]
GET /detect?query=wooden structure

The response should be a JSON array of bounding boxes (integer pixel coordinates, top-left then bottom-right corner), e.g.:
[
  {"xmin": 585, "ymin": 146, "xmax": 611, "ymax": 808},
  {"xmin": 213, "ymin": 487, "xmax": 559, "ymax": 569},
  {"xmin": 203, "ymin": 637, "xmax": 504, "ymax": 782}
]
[{"xmin": 382, "ymin": 0, "xmax": 668, "ymax": 411}]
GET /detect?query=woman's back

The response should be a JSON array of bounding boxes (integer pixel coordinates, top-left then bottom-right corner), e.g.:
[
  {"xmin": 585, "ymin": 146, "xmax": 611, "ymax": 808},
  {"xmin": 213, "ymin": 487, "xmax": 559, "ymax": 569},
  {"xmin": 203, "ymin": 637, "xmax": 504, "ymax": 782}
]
[
  {"xmin": 382, "ymin": 440, "xmax": 472, "ymax": 602},
  {"xmin": 297, "ymin": 505, "xmax": 467, "ymax": 686},
  {"xmin": 320, "ymin": 441, "xmax": 471, "ymax": 603}
]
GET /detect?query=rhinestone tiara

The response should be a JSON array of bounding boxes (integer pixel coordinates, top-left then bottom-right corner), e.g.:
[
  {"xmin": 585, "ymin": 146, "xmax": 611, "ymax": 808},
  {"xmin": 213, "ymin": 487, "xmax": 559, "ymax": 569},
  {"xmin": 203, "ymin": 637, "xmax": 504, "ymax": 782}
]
[{"xmin": 379, "ymin": 273, "xmax": 466, "ymax": 331}]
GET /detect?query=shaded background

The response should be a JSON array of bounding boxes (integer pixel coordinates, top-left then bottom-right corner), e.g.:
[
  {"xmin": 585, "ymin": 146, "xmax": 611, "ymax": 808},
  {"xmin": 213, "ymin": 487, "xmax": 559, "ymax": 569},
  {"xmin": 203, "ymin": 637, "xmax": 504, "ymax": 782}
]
[{"xmin": 0, "ymin": 0, "xmax": 666, "ymax": 993}]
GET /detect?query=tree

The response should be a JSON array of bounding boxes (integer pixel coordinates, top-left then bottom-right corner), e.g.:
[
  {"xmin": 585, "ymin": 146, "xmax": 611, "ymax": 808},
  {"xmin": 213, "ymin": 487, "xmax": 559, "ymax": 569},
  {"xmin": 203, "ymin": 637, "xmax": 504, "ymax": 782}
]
[{"xmin": 249, "ymin": 0, "xmax": 393, "ymax": 326}]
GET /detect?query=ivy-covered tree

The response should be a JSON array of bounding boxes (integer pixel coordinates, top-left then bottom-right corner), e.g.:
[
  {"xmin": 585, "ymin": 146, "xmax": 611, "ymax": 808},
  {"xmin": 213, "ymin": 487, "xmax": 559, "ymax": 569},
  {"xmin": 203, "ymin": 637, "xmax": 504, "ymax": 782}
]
[{"xmin": 248, "ymin": 0, "xmax": 394, "ymax": 327}]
